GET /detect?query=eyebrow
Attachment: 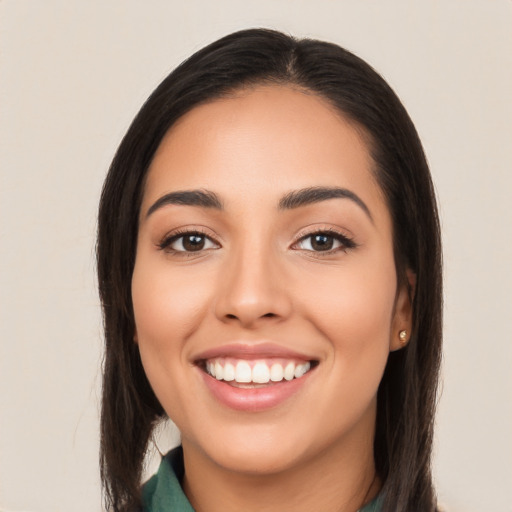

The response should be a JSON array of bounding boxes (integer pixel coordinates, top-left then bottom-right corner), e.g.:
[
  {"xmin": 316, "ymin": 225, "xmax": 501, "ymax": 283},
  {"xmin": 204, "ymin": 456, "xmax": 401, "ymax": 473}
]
[
  {"xmin": 146, "ymin": 186, "xmax": 372, "ymax": 222},
  {"xmin": 146, "ymin": 189, "xmax": 223, "ymax": 217},
  {"xmin": 278, "ymin": 186, "xmax": 373, "ymax": 221}
]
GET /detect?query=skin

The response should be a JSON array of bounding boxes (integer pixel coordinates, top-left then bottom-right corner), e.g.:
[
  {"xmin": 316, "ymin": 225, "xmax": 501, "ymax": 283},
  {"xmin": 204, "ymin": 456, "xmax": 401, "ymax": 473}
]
[{"xmin": 132, "ymin": 85, "xmax": 413, "ymax": 512}]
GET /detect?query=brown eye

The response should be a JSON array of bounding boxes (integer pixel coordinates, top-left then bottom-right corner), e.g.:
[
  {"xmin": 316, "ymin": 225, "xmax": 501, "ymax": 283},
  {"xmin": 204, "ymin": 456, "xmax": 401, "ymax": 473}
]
[
  {"xmin": 182, "ymin": 234, "xmax": 206, "ymax": 251},
  {"xmin": 310, "ymin": 234, "xmax": 334, "ymax": 251},
  {"xmin": 295, "ymin": 231, "xmax": 356, "ymax": 253},
  {"xmin": 161, "ymin": 232, "xmax": 219, "ymax": 253}
]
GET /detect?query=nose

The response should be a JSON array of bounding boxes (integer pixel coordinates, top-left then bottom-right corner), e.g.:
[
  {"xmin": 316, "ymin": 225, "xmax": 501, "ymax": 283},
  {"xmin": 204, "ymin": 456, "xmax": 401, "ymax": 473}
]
[{"xmin": 213, "ymin": 243, "xmax": 293, "ymax": 329}]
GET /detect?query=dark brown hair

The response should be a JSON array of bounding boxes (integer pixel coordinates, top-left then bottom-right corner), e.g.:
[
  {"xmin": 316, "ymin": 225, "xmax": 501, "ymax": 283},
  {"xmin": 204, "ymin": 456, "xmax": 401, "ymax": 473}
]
[{"xmin": 98, "ymin": 28, "xmax": 442, "ymax": 512}]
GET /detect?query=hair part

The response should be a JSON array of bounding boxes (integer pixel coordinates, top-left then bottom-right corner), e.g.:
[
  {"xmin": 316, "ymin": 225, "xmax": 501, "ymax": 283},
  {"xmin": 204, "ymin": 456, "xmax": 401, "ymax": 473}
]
[{"xmin": 98, "ymin": 28, "xmax": 442, "ymax": 512}]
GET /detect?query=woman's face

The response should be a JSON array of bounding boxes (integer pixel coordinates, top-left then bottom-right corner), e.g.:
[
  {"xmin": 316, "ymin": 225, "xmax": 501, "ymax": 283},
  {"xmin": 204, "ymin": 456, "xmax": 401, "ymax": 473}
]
[{"xmin": 132, "ymin": 85, "xmax": 412, "ymax": 475}]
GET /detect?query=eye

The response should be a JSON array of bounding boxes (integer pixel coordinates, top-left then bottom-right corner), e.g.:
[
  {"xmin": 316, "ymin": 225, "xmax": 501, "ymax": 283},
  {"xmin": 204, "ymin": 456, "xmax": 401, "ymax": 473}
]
[
  {"xmin": 160, "ymin": 231, "xmax": 219, "ymax": 253},
  {"xmin": 294, "ymin": 231, "xmax": 356, "ymax": 252}
]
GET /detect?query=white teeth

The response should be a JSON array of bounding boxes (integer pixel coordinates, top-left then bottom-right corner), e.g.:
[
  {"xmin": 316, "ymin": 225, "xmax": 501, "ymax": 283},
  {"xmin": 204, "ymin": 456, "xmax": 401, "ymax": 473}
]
[
  {"xmin": 206, "ymin": 359, "xmax": 313, "ymax": 384},
  {"xmin": 235, "ymin": 361, "xmax": 252, "ymax": 383},
  {"xmin": 214, "ymin": 361, "xmax": 223, "ymax": 380},
  {"xmin": 294, "ymin": 362, "xmax": 311, "ymax": 378},
  {"xmin": 270, "ymin": 363, "xmax": 284, "ymax": 382},
  {"xmin": 223, "ymin": 362, "xmax": 235, "ymax": 381},
  {"xmin": 252, "ymin": 362, "xmax": 270, "ymax": 383},
  {"xmin": 284, "ymin": 362, "xmax": 295, "ymax": 381}
]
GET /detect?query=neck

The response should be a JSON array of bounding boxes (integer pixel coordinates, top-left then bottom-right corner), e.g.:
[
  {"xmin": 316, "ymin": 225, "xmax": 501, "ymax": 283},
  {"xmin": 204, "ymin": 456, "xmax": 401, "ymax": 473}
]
[{"xmin": 181, "ymin": 432, "xmax": 380, "ymax": 512}]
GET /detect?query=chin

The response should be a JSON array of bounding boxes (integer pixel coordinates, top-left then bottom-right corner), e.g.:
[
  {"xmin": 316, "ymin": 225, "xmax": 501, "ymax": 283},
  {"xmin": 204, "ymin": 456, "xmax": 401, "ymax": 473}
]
[
  {"xmin": 209, "ymin": 445, "xmax": 305, "ymax": 476},
  {"xmin": 185, "ymin": 423, "xmax": 312, "ymax": 476}
]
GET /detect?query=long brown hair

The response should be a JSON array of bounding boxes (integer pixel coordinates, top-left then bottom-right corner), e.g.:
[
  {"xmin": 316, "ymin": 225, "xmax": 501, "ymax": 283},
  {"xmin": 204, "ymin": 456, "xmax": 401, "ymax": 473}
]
[{"xmin": 97, "ymin": 28, "xmax": 442, "ymax": 511}]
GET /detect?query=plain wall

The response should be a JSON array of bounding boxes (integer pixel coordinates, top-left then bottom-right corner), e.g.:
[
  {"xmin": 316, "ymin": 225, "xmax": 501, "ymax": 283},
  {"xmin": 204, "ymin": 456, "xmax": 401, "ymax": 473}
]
[{"xmin": 1, "ymin": 1, "xmax": 511, "ymax": 511}]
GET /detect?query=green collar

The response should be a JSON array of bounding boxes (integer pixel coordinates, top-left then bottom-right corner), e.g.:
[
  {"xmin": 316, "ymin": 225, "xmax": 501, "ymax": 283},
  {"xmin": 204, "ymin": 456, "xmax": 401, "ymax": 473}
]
[
  {"xmin": 143, "ymin": 447, "xmax": 381, "ymax": 512},
  {"xmin": 143, "ymin": 446, "xmax": 194, "ymax": 511}
]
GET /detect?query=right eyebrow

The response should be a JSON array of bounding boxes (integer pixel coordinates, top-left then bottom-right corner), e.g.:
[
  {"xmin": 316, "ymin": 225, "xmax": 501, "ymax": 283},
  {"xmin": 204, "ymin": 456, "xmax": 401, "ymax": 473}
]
[{"xmin": 145, "ymin": 189, "xmax": 223, "ymax": 218}]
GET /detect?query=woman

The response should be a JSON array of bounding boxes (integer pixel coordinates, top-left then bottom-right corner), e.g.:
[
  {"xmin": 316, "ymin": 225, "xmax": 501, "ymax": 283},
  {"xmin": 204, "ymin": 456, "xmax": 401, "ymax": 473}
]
[{"xmin": 97, "ymin": 28, "xmax": 442, "ymax": 512}]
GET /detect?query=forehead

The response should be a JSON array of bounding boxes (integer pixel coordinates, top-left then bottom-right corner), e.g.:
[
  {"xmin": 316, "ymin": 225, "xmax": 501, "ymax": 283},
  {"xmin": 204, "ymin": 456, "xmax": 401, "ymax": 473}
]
[{"xmin": 143, "ymin": 85, "xmax": 385, "ymax": 213}]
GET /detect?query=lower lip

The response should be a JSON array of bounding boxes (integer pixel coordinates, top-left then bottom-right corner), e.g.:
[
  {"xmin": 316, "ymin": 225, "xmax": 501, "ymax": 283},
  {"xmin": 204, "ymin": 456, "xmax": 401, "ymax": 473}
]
[{"xmin": 199, "ymin": 368, "xmax": 314, "ymax": 412}]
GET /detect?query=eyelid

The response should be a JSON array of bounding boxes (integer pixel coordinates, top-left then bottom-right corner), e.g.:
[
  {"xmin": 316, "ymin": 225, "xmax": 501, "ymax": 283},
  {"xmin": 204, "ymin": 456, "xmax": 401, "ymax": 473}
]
[
  {"xmin": 157, "ymin": 226, "xmax": 222, "ymax": 252},
  {"xmin": 291, "ymin": 226, "xmax": 357, "ymax": 252},
  {"xmin": 156, "ymin": 224, "xmax": 356, "ymax": 254}
]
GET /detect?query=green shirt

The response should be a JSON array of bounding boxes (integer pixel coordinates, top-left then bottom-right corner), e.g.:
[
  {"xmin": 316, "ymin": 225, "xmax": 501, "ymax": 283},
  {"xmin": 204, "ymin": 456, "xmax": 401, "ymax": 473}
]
[{"xmin": 142, "ymin": 447, "xmax": 381, "ymax": 512}]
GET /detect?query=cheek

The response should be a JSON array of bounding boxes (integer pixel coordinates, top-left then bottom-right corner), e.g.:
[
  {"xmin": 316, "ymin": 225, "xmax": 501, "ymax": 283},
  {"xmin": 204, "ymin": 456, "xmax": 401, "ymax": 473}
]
[
  {"xmin": 132, "ymin": 260, "xmax": 211, "ymax": 348},
  {"xmin": 296, "ymin": 261, "xmax": 397, "ymax": 429},
  {"xmin": 297, "ymin": 257, "xmax": 397, "ymax": 366},
  {"xmin": 131, "ymin": 258, "xmax": 214, "ymax": 424}
]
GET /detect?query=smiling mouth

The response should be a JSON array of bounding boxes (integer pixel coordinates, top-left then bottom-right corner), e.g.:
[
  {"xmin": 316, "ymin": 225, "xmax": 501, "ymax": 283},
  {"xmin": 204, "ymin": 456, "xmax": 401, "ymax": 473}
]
[{"xmin": 198, "ymin": 357, "xmax": 318, "ymax": 387}]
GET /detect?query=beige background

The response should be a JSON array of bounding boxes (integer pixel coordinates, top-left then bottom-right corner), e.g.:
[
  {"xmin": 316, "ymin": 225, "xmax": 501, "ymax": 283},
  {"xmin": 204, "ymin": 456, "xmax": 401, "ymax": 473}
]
[{"xmin": 1, "ymin": 1, "xmax": 511, "ymax": 511}]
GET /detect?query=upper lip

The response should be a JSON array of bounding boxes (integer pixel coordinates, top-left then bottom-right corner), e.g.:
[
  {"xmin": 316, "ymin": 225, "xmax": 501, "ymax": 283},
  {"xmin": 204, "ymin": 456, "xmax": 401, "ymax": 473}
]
[{"xmin": 192, "ymin": 342, "xmax": 317, "ymax": 363}]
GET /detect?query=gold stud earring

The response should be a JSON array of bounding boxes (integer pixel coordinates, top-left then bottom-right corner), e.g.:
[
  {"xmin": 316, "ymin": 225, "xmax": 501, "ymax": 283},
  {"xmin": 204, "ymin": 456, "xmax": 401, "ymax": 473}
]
[{"xmin": 399, "ymin": 330, "xmax": 408, "ymax": 343}]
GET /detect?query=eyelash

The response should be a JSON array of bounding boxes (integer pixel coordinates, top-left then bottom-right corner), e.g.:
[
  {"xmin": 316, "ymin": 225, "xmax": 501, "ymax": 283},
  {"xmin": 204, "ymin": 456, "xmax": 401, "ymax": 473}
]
[
  {"xmin": 157, "ymin": 228, "xmax": 218, "ymax": 254},
  {"xmin": 157, "ymin": 228, "xmax": 357, "ymax": 256},
  {"xmin": 292, "ymin": 228, "xmax": 357, "ymax": 255}
]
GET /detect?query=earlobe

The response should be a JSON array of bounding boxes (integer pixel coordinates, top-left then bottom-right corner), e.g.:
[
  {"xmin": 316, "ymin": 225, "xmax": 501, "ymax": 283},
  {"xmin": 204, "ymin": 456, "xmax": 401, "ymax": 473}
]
[{"xmin": 390, "ymin": 269, "xmax": 416, "ymax": 352}]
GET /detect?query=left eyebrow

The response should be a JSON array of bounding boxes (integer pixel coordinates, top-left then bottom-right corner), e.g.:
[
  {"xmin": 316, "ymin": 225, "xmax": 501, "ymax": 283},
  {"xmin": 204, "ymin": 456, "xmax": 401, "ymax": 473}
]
[{"xmin": 278, "ymin": 186, "xmax": 373, "ymax": 222}]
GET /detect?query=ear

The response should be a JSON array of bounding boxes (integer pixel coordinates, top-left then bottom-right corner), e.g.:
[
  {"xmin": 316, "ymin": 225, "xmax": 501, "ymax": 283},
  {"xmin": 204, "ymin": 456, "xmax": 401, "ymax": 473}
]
[
  {"xmin": 133, "ymin": 330, "xmax": 139, "ymax": 344},
  {"xmin": 389, "ymin": 269, "xmax": 416, "ymax": 352}
]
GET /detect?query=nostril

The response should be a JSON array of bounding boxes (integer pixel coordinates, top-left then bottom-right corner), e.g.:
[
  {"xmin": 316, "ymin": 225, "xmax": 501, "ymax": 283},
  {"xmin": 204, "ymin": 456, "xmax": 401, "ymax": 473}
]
[{"xmin": 224, "ymin": 312, "xmax": 277, "ymax": 321}]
